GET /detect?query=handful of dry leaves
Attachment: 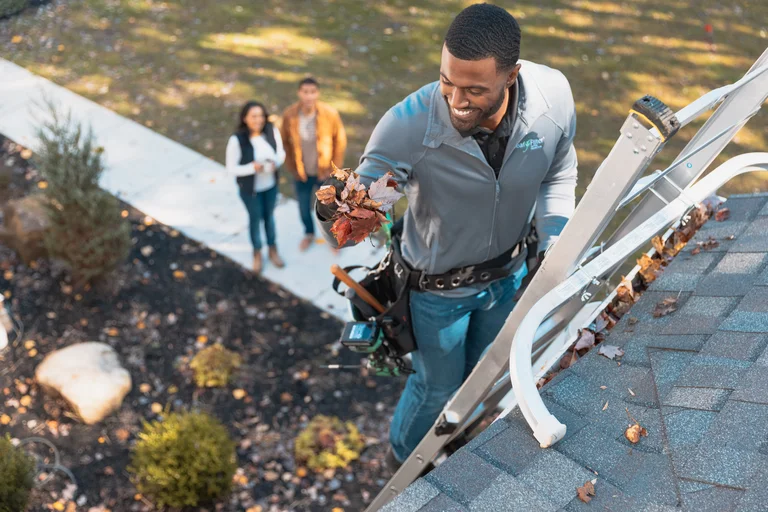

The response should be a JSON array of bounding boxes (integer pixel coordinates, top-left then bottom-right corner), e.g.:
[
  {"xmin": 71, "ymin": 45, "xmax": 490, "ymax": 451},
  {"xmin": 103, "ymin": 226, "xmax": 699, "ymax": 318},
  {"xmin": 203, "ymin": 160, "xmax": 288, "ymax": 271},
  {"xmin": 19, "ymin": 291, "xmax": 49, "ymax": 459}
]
[{"xmin": 315, "ymin": 164, "xmax": 404, "ymax": 246}]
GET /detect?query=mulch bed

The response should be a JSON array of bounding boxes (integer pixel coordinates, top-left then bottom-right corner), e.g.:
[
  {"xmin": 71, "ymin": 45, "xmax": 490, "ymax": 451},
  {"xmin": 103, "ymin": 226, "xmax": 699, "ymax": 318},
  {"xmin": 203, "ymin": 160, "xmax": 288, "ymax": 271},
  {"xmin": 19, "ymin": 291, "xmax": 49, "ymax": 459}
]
[{"xmin": 0, "ymin": 134, "xmax": 402, "ymax": 511}]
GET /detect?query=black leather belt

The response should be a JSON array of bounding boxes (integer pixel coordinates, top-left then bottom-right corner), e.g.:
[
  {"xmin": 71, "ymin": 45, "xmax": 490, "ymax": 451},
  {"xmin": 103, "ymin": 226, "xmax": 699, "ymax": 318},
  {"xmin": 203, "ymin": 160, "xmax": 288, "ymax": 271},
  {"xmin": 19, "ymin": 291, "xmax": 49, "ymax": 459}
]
[{"xmin": 400, "ymin": 240, "xmax": 527, "ymax": 292}]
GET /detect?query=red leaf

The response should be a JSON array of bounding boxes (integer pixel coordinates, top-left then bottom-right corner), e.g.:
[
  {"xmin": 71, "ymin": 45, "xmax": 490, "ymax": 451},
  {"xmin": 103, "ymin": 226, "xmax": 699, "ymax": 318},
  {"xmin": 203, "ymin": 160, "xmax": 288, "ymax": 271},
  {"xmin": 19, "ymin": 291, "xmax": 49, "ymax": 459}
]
[
  {"xmin": 349, "ymin": 208, "xmax": 375, "ymax": 219},
  {"xmin": 331, "ymin": 217, "xmax": 353, "ymax": 246},
  {"xmin": 715, "ymin": 207, "xmax": 730, "ymax": 222},
  {"xmin": 349, "ymin": 216, "xmax": 383, "ymax": 244},
  {"xmin": 576, "ymin": 481, "xmax": 596, "ymax": 503}
]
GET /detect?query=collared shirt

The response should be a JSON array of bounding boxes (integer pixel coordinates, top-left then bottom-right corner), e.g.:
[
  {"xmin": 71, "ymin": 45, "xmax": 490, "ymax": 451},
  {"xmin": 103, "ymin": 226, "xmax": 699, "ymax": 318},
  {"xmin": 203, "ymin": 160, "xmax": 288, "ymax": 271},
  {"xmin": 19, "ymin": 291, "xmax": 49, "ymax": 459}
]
[{"xmin": 469, "ymin": 81, "xmax": 519, "ymax": 178}]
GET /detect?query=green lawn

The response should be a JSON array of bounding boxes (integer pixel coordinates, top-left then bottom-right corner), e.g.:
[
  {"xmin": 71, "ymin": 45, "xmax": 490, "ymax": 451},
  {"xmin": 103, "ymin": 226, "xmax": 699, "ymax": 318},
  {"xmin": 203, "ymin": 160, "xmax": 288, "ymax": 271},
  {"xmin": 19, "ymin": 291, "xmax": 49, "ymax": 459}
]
[{"xmin": 2, "ymin": 0, "xmax": 767, "ymax": 200}]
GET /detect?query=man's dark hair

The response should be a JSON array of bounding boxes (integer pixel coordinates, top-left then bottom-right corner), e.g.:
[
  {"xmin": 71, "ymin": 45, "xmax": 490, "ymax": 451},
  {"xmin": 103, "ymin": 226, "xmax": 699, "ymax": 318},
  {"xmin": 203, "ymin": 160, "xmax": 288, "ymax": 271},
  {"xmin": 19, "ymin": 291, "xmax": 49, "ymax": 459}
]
[
  {"xmin": 298, "ymin": 77, "xmax": 319, "ymax": 89},
  {"xmin": 444, "ymin": 3, "xmax": 521, "ymax": 71}
]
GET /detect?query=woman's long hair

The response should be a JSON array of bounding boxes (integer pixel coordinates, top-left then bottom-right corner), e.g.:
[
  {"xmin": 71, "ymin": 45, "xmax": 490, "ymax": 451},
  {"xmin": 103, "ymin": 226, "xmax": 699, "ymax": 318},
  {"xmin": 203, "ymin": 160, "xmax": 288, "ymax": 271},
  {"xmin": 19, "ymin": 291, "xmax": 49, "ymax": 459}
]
[{"xmin": 237, "ymin": 101, "xmax": 277, "ymax": 151}]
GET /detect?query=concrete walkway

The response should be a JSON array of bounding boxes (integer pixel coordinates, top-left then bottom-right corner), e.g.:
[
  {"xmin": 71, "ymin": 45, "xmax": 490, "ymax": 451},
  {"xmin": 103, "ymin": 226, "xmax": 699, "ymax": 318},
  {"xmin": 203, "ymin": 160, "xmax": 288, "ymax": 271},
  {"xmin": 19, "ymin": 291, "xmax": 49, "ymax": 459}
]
[{"xmin": 0, "ymin": 58, "xmax": 385, "ymax": 320}]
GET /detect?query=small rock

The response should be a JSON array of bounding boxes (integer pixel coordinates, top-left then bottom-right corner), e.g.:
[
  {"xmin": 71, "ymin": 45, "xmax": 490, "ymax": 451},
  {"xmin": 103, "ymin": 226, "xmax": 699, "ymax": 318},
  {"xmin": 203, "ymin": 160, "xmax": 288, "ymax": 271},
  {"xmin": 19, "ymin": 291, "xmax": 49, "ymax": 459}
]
[{"xmin": 35, "ymin": 342, "xmax": 132, "ymax": 424}]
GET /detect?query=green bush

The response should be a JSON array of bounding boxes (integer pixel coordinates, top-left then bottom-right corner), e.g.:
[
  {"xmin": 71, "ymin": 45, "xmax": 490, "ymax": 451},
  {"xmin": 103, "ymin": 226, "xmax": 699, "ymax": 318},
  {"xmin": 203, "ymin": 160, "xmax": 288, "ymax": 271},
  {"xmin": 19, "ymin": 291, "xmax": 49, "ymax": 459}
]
[
  {"xmin": 0, "ymin": 0, "xmax": 28, "ymax": 18},
  {"xmin": 190, "ymin": 344, "xmax": 242, "ymax": 388},
  {"xmin": 35, "ymin": 103, "xmax": 131, "ymax": 287},
  {"xmin": 0, "ymin": 435, "xmax": 35, "ymax": 512},
  {"xmin": 129, "ymin": 411, "xmax": 236, "ymax": 509},
  {"xmin": 294, "ymin": 415, "xmax": 364, "ymax": 472}
]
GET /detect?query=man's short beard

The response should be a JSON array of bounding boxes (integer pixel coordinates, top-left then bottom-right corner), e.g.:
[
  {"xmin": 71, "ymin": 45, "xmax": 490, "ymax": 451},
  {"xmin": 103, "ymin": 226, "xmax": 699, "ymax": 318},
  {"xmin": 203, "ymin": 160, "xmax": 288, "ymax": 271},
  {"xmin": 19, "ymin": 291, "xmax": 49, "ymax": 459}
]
[{"xmin": 446, "ymin": 84, "xmax": 508, "ymax": 133}]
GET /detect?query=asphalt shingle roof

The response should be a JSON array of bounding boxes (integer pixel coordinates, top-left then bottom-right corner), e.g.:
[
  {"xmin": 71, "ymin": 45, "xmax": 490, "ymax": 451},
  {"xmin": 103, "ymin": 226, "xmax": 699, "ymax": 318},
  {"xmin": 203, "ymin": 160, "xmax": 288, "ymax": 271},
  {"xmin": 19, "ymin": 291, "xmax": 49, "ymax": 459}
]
[{"xmin": 384, "ymin": 194, "xmax": 768, "ymax": 512}]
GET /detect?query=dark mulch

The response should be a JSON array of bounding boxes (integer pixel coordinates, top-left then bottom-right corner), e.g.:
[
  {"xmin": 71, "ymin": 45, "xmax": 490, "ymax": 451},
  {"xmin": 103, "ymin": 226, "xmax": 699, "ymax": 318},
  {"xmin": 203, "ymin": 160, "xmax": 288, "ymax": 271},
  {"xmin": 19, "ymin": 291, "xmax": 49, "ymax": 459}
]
[{"xmin": 0, "ymin": 134, "xmax": 402, "ymax": 511}]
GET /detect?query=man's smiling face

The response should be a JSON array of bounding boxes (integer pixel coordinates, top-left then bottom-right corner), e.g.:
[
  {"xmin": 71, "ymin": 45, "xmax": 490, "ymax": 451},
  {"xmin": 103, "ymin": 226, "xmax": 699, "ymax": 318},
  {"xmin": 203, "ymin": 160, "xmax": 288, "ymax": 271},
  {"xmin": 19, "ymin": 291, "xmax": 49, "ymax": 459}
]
[{"xmin": 439, "ymin": 44, "xmax": 519, "ymax": 133}]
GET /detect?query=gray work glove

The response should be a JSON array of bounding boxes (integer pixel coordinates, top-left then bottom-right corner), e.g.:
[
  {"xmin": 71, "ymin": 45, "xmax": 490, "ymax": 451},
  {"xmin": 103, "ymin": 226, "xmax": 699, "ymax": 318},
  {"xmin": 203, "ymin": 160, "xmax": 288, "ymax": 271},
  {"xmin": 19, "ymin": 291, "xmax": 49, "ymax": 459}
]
[{"xmin": 316, "ymin": 177, "xmax": 346, "ymax": 221}]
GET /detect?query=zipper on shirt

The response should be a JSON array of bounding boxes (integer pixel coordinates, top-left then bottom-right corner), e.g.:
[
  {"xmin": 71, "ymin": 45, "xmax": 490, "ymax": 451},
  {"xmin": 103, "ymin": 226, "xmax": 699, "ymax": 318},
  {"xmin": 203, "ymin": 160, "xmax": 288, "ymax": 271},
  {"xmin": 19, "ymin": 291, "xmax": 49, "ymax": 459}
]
[{"xmin": 486, "ymin": 180, "xmax": 500, "ymax": 261}]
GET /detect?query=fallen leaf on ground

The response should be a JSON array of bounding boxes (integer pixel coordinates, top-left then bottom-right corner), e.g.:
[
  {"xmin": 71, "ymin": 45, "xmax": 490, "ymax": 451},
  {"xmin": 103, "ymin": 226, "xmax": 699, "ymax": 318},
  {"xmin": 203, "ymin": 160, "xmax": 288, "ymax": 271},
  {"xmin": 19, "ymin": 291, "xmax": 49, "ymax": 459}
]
[
  {"xmin": 173, "ymin": 270, "xmax": 186, "ymax": 280},
  {"xmin": 598, "ymin": 345, "xmax": 625, "ymax": 360},
  {"xmin": 576, "ymin": 480, "xmax": 596, "ymax": 503},
  {"xmin": 19, "ymin": 396, "xmax": 31, "ymax": 407},
  {"xmin": 602, "ymin": 400, "xmax": 609, "ymax": 411},
  {"xmin": 691, "ymin": 246, "xmax": 701, "ymax": 255},
  {"xmin": 574, "ymin": 329, "xmax": 595, "ymax": 351},
  {"xmin": 625, "ymin": 423, "xmax": 648, "ymax": 443},
  {"xmin": 263, "ymin": 470, "xmax": 280, "ymax": 482},
  {"xmin": 653, "ymin": 297, "xmax": 678, "ymax": 318},
  {"xmin": 11, "ymin": 35, "xmax": 22, "ymax": 44},
  {"xmin": 628, "ymin": 388, "xmax": 636, "ymax": 396},
  {"xmin": 1, "ymin": 414, "xmax": 10, "ymax": 425},
  {"xmin": 115, "ymin": 428, "xmax": 130, "ymax": 442},
  {"xmin": 233, "ymin": 389, "xmax": 247, "ymax": 400},
  {"xmin": 150, "ymin": 403, "xmax": 162, "ymax": 414},
  {"xmin": 700, "ymin": 237, "xmax": 720, "ymax": 251},
  {"xmin": 715, "ymin": 207, "xmax": 730, "ymax": 221}
]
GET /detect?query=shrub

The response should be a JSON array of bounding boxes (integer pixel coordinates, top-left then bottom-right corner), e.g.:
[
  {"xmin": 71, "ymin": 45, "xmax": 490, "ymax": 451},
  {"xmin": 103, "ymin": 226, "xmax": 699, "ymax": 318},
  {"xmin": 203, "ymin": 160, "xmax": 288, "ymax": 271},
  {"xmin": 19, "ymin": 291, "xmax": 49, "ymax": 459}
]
[
  {"xmin": 0, "ymin": 0, "xmax": 27, "ymax": 18},
  {"xmin": 294, "ymin": 415, "xmax": 364, "ymax": 472},
  {"xmin": 190, "ymin": 344, "xmax": 242, "ymax": 388},
  {"xmin": 35, "ymin": 103, "xmax": 131, "ymax": 287},
  {"xmin": 129, "ymin": 411, "xmax": 236, "ymax": 509},
  {"xmin": 0, "ymin": 435, "xmax": 35, "ymax": 512}
]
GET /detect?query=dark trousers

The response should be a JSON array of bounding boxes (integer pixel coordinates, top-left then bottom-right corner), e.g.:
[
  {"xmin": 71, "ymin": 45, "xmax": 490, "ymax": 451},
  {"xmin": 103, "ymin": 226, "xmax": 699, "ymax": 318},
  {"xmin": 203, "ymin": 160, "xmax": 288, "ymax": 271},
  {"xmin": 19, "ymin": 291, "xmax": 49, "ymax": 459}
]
[
  {"xmin": 295, "ymin": 176, "xmax": 319, "ymax": 236},
  {"xmin": 239, "ymin": 185, "xmax": 278, "ymax": 250}
]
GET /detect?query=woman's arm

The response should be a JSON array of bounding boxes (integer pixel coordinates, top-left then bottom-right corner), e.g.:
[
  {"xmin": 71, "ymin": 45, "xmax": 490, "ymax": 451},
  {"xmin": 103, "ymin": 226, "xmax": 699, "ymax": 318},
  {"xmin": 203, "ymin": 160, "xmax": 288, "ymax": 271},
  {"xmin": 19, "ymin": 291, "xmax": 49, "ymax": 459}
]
[
  {"xmin": 225, "ymin": 135, "xmax": 258, "ymax": 177},
  {"xmin": 272, "ymin": 127, "xmax": 286, "ymax": 168}
]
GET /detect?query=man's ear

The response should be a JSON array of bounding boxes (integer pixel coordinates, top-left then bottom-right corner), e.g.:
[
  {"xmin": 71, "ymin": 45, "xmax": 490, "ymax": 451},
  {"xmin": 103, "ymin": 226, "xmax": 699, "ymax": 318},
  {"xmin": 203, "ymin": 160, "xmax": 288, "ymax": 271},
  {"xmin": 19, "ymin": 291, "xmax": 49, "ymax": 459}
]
[{"xmin": 506, "ymin": 63, "xmax": 522, "ymax": 87}]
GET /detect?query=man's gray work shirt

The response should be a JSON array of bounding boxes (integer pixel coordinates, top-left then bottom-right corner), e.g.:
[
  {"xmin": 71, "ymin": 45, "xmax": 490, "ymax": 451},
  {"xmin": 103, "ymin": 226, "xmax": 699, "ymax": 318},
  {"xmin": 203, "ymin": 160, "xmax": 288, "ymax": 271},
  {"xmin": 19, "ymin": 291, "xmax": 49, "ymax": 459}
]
[{"xmin": 318, "ymin": 60, "xmax": 579, "ymax": 293}]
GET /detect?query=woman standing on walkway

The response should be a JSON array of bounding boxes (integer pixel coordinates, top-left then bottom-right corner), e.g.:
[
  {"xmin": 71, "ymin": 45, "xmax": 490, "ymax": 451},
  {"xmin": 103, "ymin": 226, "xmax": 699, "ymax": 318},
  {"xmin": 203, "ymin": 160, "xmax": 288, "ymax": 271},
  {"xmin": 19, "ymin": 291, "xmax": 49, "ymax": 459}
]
[{"xmin": 226, "ymin": 101, "xmax": 286, "ymax": 273}]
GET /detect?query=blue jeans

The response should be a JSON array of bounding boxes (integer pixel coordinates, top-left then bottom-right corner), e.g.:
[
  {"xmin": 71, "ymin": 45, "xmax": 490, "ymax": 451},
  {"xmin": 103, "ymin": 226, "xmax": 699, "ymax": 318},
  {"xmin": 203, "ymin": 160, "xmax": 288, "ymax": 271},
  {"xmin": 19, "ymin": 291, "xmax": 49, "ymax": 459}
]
[
  {"xmin": 295, "ymin": 176, "xmax": 319, "ymax": 236},
  {"xmin": 389, "ymin": 263, "xmax": 528, "ymax": 462},
  {"xmin": 239, "ymin": 185, "xmax": 278, "ymax": 250}
]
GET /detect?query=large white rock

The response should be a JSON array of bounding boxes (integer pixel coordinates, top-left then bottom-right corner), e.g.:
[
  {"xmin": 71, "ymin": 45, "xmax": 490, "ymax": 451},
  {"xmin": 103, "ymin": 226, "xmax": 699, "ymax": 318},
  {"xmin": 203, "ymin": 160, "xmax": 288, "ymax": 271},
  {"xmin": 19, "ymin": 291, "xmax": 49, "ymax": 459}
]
[{"xmin": 35, "ymin": 342, "xmax": 132, "ymax": 424}]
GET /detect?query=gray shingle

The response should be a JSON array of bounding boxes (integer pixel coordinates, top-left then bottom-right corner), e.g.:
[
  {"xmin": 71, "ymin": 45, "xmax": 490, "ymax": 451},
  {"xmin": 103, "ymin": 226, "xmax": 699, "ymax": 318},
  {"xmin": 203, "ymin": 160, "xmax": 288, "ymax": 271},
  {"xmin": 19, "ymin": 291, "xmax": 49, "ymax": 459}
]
[
  {"xmin": 663, "ymin": 251, "xmax": 720, "ymax": 274},
  {"xmin": 757, "ymin": 266, "xmax": 768, "ymax": 286},
  {"xmin": 735, "ymin": 287, "xmax": 768, "ymax": 313},
  {"xmin": 682, "ymin": 485, "xmax": 745, "ymax": 512},
  {"xmin": 719, "ymin": 311, "xmax": 768, "ymax": 333},
  {"xmin": 731, "ymin": 217, "xmax": 768, "ymax": 252},
  {"xmin": 648, "ymin": 349, "xmax": 699, "ymax": 402},
  {"xmin": 621, "ymin": 334, "xmax": 706, "ymax": 367},
  {"xmin": 730, "ymin": 365, "xmax": 768, "ymax": 404},
  {"xmin": 703, "ymin": 400, "xmax": 768, "ymax": 452},
  {"xmin": 718, "ymin": 196, "xmax": 768, "ymax": 222},
  {"xmin": 420, "ymin": 493, "xmax": 468, "ymax": 511},
  {"xmin": 567, "ymin": 350, "xmax": 651, "ymax": 394},
  {"xmin": 735, "ymin": 467, "xmax": 768, "ymax": 512},
  {"xmin": 676, "ymin": 446, "xmax": 768, "ymax": 487},
  {"xmin": 609, "ymin": 452, "xmax": 678, "ymax": 506},
  {"xmin": 684, "ymin": 221, "xmax": 748, "ymax": 252},
  {"xmin": 555, "ymin": 424, "xmax": 632, "ymax": 477},
  {"xmin": 424, "ymin": 450, "xmax": 501, "ymax": 506},
  {"xmin": 674, "ymin": 355, "xmax": 751, "ymax": 389},
  {"xmin": 468, "ymin": 473, "xmax": 559, "ymax": 512},
  {"xmin": 677, "ymin": 295, "xmax": 739, "ymax": 316},
  {"xmin": 695, "ymin": 273, "xmax": 757, "ymax": 296},
  {"xmin": 462, "ymin": 413, "xmax": 510, "ymax": 453},
  {"xmin": 540, "ymin": 398, "xmax": 589, "ymax": 443},
  {"xmin": 610, "ymin": 292, "xmax": 691, "ymax": 334},
  {"xmin": 474, "ymin": 414, "xmax": 543, "ymax": 476},
  {"xmin": 623, "ymin": 371, "xmax": 661, "ymax": 408},
  {"xmin": 662, "ymin": 408, "xmax": 718, "ymax": 448},
  {"xmin": 700, "ymin": 331, "xmax": 768, "ymax": 361},
  {"xmin": 660, "ymin": 315, "xmax": 725, "ymax": 335},
  {"xmin": 678, "ymin": 479, "xmax": 713, "ymax": 493},
  {"xmin": 652, "ymin": 272, "xmax": 704, "ymax": 292},
  {"xmin": 516, "ymin": 449, "xmax": 595, "ymax": 508},
  {"xmin": 381, "ymin": 479, "xmax": 440, "ymax": 512},
  {"xmin": 712, "ymin": 252, "xmax": 767, "ymax": 274},
  {"xmin": 663, "ymin": 387, "xmax": 731, "ymax": 411}
]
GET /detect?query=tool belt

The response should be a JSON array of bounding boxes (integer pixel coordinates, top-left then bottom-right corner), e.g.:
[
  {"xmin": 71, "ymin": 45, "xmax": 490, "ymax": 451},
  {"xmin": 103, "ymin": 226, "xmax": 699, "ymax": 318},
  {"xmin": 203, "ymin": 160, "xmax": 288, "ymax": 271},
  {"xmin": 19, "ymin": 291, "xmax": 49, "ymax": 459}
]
[{"xmin": 333, "ymin": 220, "xmax": 535, "ymax": 357}]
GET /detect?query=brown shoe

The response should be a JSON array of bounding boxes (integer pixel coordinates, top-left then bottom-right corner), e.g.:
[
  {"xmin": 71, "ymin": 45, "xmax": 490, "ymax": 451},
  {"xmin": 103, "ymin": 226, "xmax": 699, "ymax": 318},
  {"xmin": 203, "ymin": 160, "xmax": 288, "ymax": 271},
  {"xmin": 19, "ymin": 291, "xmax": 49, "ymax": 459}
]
[
  {"xmin": 299, "ymin": 235, "xmax": 314, "ymax": 252},
  {"xmin": 268, "ymin": 246, "xmax": 285, "ymax": 268},
  {"xmin": 252, "ymin": 251, "xmax": 263, "ymax": 274}
]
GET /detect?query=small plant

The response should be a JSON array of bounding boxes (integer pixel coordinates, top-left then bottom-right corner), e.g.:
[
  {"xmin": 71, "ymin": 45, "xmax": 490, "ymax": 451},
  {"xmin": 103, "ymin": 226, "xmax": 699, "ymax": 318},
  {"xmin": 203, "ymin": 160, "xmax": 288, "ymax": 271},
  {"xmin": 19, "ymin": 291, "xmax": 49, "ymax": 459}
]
[
  {"xmin": 0, "ymin": 0, "xmax": 28, "ymax": 18},
  {"xmin": 129, "ymin": 411, "xmax": 236, "ymax": 509},
  {"xmin": 35, "ymin": 102, "xmax": 131, "ymax": 287},
  {"xmin": 294, "ymin": 415, "xmax": 364, "ymax": 472},
  {"xmin": 0, "ymin": 435, "xmax": 35, "ymax": 512},
  {"xmin": 190, "ymin": 344, "xmax": 242, "ymax": 388}
]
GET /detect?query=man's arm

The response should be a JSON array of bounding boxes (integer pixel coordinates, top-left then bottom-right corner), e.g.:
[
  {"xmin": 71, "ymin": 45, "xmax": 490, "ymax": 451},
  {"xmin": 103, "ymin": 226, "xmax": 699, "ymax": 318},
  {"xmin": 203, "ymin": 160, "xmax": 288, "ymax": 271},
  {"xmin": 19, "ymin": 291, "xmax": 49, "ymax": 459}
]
[
  {"xmin": 279, "ymin": 114, "xmax": 295, "ymax": 173},
  {"xmin": 316, "ymin": 109, "xmax": 414, "ymax": 248},
  {"xmin": 535, "ymin": 99, "xmax": 578, "ymax": 254},
  {"xmin": 332, "ymin": 110, "xmax": 347, "ymax": 168}
]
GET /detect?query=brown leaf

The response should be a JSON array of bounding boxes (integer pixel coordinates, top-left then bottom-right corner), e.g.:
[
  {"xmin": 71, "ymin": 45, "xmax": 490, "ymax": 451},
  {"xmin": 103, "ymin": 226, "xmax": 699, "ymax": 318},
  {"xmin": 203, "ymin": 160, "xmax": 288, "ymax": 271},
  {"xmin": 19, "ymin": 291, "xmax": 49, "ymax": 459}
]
[
  {"xmin": 691, "ymin": 246, "xmax": 701, "ymax": 255},
  {"xmin": 349, "ymin": 215, "xmax": 383, "ymax": 244},
  {"xmin": 331, "ymin": 217, "xmax": 353, "ymax": 246},
  {"xmin": 115, "ymin": 428, "xmax": 130, "ymax": 442},
  {"xmin": 715, "ymin": 207, "xmax": 730, "ymax": 222},
  {"xmin": 652, "ymin": 297, "xmax": 678, "ymax": 318},
  {"xmin": 637, "ymin": 254, "xmax": 661, "ymax": 283},
  {"xmin": 624, "ymin": 423, "xmax": 648, "ymax": 443},
  {"xmin": 349, "ymin": 208, "xmax": 375, "ymax": 219},
  {"xmin": 316, "ymin": 185, "xmax": 337, "ymax": 205},
  {"xmin": 651, "ymin": 236, "xmax": 665, "ymax": 255},
  {"xmin": 616, "ymin": 276, "xmax": 635, "ymax": 303},
  {"xmin": 362, "ymin": 198, "xmax": 383, "ymax": 210},
  {"xmin": 701, "ymin": 237, "xmax": 720, "ymax": 251},
  {"xmin": 330, "ymin": 162, "xmax": 350, "ymax": 181},
  {"xmin": 263, "ymin": 470, "xmax": 280, "ymax": 482},
  {"xmin": 576, "ymin": 480, "xmax": 596, "ymax": 503}
]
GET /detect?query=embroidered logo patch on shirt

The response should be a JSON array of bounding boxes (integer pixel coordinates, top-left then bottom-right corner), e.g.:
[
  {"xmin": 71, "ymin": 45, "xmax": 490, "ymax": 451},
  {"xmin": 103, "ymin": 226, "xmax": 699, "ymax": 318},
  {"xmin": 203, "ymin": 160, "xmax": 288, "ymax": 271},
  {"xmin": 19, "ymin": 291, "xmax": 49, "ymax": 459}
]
[{"xmin": 516, "ymin": 136, "xmax": 545, "ymax": 152}]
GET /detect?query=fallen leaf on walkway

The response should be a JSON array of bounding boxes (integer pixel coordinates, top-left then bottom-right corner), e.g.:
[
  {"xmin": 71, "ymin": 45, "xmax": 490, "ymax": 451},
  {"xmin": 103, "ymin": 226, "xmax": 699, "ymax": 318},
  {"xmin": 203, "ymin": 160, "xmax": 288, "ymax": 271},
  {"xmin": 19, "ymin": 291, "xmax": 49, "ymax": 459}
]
[
  {"xmin": 576, "ymin": 480, "xmax": 596, "ymax": 503},
  {"xmin": 715, "ymin": 208, "xmax": 730, "ymax": 221},
  {"xmin": 598, "ymin": 345, "xmax": 624, "ymax": 360},
  {"xmin": 653, "ymin": 297, "xmax": 678, "ymax": 318},
  {"xmin": 574, "ymin": 329, "xmax": 595, "ymax": 351}
]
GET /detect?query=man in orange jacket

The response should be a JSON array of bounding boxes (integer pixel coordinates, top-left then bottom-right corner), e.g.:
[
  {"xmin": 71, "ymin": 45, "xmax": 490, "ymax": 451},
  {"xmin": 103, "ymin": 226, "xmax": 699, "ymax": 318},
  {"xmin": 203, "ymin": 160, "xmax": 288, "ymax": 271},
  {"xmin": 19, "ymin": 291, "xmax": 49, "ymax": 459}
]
[{"xmin": 281, "ymin": 77, "xmax": 348, "ymax": 251}]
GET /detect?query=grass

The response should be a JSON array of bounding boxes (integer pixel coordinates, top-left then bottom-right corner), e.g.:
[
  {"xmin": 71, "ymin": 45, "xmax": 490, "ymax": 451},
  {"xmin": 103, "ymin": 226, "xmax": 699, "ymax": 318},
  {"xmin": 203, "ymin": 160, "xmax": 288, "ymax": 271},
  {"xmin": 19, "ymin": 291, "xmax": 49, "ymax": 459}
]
[{"xmin": 1, "ymin": 0, "xmax": 767, "ymax": 216}]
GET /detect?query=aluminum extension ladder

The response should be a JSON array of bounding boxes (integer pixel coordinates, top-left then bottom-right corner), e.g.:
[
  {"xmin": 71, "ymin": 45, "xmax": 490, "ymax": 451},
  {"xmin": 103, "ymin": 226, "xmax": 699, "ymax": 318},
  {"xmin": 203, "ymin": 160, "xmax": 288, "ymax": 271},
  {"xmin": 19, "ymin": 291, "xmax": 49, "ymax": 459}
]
[{"xmin": 367, "ymin": 46, "xmax": 768, "ymax": 511}]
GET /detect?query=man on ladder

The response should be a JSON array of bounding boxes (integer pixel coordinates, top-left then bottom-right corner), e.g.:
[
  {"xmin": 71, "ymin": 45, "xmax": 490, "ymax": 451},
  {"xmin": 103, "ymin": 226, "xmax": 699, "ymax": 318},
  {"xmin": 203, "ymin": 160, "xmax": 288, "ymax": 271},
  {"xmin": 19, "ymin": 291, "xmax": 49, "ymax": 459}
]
[{"xmin": 316, "ymin": 3, "xmax": 579, "ymax": 469}]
